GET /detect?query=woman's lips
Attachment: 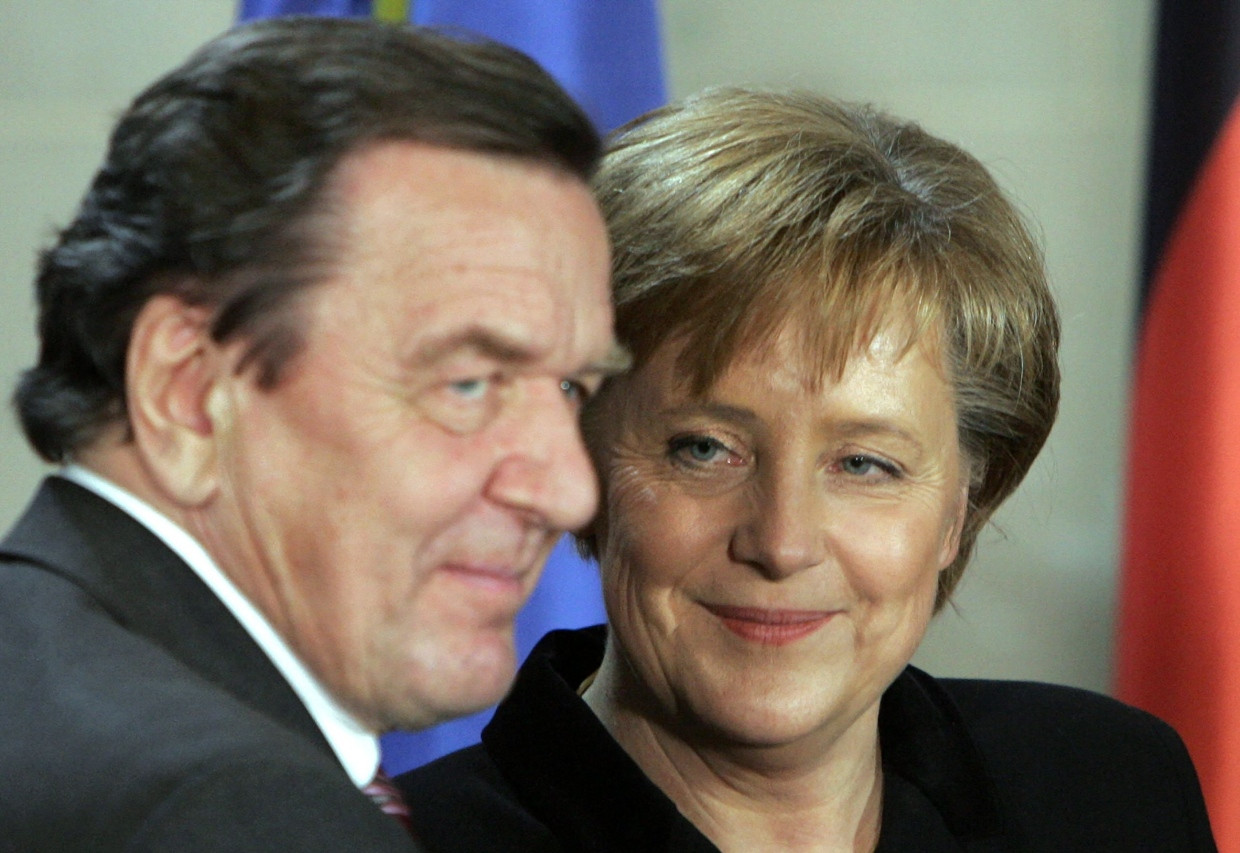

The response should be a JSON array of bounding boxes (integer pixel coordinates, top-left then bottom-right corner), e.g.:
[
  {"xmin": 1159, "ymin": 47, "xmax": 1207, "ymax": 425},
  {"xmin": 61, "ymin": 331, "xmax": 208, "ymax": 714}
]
[{"xmin": 704, "ymin": 604, "xmax": 837, "ymax": 646}]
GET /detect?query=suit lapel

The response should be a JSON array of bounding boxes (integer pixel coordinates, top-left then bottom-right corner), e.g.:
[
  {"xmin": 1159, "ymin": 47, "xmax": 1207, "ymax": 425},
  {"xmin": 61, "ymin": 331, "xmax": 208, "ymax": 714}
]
[{"xmin": 0, "ymin": 477, "xmax": 332, "ymax": 758}]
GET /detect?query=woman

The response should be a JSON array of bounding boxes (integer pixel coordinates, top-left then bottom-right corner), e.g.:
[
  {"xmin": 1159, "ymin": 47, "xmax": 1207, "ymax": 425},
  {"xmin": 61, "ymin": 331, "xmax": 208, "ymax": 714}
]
[{"xmin": 398, "ymin": 90, "xmax": 1216, "ymax": 851}]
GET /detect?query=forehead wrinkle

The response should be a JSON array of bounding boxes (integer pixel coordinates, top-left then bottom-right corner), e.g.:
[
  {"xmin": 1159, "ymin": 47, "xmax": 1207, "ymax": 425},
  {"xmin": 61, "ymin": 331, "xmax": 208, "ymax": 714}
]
[{"xmin": 405, "ymin": 325, "xmax": 544, "ymax": 370}]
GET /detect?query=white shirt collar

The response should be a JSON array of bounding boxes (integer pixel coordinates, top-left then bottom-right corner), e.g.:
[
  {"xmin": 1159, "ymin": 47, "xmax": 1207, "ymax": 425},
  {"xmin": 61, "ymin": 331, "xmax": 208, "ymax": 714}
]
[{"xmin": 58, "ymin": 464, "xmax": 381, "ymax": 788}]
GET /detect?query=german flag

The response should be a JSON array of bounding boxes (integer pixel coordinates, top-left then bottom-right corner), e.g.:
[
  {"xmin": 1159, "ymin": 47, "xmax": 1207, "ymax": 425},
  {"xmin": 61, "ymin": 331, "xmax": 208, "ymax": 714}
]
[{"xmin": 1118, "ymin": 2, "xmax": 1240, "ymax": 846}]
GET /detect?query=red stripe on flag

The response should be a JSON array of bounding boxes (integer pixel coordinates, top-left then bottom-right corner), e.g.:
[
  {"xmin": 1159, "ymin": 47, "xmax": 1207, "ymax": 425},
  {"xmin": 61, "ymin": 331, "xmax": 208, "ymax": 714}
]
[{"xmin": 1119, "ymin": 98, "xmax": 1240, "ymax": 846}]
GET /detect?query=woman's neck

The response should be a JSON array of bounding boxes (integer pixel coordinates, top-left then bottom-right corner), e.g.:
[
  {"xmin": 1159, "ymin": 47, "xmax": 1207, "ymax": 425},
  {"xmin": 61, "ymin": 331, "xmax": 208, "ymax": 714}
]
[{"xmin": 583, "ymin": 651, "xmax": 884, "ymax": 853}]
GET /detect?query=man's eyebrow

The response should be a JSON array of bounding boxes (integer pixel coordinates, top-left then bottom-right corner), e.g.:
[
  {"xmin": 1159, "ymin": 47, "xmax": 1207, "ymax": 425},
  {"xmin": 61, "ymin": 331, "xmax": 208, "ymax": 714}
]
[
  {"xmin": 407, "ymin": 332, "xmax": 631, "ymax": 378},
  {"xmin": 583, "ymin": 343, "xmax": 632, "ymax": 377},
  {"xmin": 406, "ymin": 327, "xmax": 538, "ymax": 368}
]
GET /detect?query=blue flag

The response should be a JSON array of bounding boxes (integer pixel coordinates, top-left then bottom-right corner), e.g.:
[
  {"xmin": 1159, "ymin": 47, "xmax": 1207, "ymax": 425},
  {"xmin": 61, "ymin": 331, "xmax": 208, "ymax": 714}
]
[
  {"xmin": 240, "ymin": 0, "xmax": 371, "ymax": 17},
  {"xmin": 236, "ymin": 0, "xmax": 665, "ymax": 773},
  {"xmin": 237, "ymin": 1, "xmax": 665, "ymax": 135},
  {"xmin": 411, "ymin": 1, "xmax": 665, "ymax": 134}
]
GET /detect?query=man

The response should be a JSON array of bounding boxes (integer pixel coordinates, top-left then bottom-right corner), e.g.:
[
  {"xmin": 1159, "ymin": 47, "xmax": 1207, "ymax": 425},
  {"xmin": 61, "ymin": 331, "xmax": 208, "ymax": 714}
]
[{"xmin": 0, "ymin": 16, "xmax": 622, "ymax": 851}]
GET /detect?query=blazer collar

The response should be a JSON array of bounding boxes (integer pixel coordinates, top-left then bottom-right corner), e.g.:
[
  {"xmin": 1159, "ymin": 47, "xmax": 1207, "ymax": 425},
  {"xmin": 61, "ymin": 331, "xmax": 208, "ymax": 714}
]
[
  {"xmin": 483, "ymin": 626, "xmax": 1009, "ymax": 852},
  {"xmin": 0, "ymin": 477, "xmax": 330, "ymax": 756},
  {"xmin": 878, "ymin": 665, "xmax": 1009, "ymax": 849}
]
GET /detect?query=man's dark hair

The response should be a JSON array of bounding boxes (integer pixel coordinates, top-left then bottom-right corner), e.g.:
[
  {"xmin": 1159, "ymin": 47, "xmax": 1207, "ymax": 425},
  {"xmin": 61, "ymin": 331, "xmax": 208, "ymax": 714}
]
[{"xmin": 15, "ymin": 16, "xmax": 601, "ymax": 462}]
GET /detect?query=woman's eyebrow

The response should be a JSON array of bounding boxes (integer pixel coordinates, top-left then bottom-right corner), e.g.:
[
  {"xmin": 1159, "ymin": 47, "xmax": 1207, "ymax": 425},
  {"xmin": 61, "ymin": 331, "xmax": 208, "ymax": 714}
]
[
  {"xmin": 659, "ymin": 401, "xmax": 761, "ymax": 425},
  {"xmin": 832, "ymin": 420, "xmax": 927, "ymax": 455}
]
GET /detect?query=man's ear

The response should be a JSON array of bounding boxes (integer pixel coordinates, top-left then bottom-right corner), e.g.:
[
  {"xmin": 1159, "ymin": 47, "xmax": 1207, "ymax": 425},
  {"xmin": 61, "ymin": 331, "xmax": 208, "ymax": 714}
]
[{"xmin": 126, "ymin": 293, "xmax": 229, "ymax": 507}]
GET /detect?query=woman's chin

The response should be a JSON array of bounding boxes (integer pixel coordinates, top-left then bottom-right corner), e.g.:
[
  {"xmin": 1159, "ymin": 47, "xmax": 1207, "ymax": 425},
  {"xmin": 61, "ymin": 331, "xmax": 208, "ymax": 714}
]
[{"xmin": 678, "ymin": 690, "xmax": 863, "ymax": 753}]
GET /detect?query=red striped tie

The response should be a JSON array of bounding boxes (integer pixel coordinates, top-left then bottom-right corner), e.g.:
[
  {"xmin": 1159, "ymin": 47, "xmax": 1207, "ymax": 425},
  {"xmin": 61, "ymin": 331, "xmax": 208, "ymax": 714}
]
[{"xmin": 363, "ymin": 768, "xmax": 415, "ymax": 836}]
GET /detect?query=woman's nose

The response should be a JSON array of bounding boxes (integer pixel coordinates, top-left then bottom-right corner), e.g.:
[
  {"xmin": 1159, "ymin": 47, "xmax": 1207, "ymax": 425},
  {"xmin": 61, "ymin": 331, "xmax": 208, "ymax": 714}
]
[{"xmin": 729, "ymin": 471, "xmax": 827, "ymax": 579}]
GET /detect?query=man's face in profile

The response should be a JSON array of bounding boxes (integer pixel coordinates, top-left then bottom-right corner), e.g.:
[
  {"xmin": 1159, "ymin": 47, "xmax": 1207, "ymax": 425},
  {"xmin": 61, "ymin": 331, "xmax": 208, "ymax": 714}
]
[{"xmin": 197, "ymin": 141, "xmax": 617, "ymax": 731}]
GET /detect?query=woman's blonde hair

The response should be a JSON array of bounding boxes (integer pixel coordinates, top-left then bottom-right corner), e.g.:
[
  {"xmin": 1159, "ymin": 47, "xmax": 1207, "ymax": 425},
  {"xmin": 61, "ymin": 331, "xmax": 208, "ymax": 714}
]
[{"xmin": 585, "ymin": 88, "xmax": 1060, "ymax": 609}]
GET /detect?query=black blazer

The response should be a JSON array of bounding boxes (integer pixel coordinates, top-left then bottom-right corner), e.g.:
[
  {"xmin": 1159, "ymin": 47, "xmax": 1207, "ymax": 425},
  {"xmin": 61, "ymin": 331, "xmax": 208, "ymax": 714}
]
[
  {"xmin": 0, "ymin": 477, "xmax": 419, "ymax": 851},
  {"xmin": 399, "ymin": 626, "xmax": 1217, "ymax": 852}
]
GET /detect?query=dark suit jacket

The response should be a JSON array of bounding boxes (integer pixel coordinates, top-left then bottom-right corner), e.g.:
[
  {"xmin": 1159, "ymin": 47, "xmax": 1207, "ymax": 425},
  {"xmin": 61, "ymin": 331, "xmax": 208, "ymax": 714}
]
[
  {"xmin": 0, "ymin": 477, "xmax": 419, "ymax": 851},
  {"xmin": 398, "ymin": 626, "xmax": 1217, "ymax": 852}
]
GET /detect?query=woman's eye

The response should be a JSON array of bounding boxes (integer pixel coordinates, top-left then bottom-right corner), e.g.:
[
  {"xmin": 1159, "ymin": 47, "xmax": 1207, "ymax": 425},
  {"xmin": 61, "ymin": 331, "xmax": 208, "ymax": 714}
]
[
  {"xmin": 839, "ymin": 454, "xmax": 898, "ymax": 478},
  {"xmin": 668, "ymin": 435, "xmax": 732, "ymax": 465}
]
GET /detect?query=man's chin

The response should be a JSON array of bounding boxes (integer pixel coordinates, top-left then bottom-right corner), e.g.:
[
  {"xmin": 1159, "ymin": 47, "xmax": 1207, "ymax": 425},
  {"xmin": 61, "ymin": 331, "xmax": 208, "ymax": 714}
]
[{"xmin": 387, "ymin": 642, "xmax": 518, "ymax": 730}]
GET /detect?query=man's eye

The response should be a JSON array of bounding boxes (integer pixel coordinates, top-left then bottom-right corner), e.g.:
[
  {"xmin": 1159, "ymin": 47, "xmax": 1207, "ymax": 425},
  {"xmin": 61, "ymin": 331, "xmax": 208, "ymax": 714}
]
[
  {"xmin": 424, "ymin": 376, "xmax": 502, "ymax": 435},
  {"xmin": 449, "ymin": 378, "xmax": 489, "ymax": 400},
  {"xmin": 560, "ymin": 379, "xmax": 587, "ymax": 404}
]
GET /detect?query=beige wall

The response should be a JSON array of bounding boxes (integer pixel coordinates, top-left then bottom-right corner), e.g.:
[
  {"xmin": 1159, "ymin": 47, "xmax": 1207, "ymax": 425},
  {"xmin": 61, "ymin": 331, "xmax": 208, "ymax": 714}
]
[
  {"xmin": 0, "ymin": 0, "xmax": 239, "ymax": 525},
  {"xmin": 0, "ymin": 1, "xmax": 1154, "ymax": 695}
]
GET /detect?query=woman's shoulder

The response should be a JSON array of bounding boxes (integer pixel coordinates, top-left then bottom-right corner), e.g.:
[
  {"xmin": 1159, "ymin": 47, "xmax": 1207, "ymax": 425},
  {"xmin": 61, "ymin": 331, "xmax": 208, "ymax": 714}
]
[
  {"xmin": 933, "ymin": 672, "xmax": 1208, "ymax": 781},
  {"xmin": 887, "ymin": 667, "xmax": 1216, "ymax": 850},
  {"xmin": 933, "ymin": 671, "xmax": 1175, "ymax": 732},
  {"xmin": 398, "ymin": 745, "xmax": 562, "ymax": 853},
  {"xmin": 906, "ymin": 668, "xmax": 1197, "ymax": 786}
]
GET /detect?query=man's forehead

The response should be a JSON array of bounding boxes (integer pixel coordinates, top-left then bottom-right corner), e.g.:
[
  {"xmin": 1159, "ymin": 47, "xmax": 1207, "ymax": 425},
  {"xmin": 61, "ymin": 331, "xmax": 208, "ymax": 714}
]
[
  {"xmin": 329, "ymin": 140, "xmax": 589, "ymax": 213},
  {"xmin": 402, "ymin": 321, "xmax": 625, "ymax": 376},
  {"xmin": 312, "ymin": 139, "xmax": 616, "ymax": 377}
]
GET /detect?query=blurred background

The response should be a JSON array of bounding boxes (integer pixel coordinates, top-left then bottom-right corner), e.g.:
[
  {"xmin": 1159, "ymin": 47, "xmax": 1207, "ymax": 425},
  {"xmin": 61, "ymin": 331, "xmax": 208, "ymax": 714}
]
[{"xmin": 0, "ymin": 1, "xmax": 1149, "ymax": 699}]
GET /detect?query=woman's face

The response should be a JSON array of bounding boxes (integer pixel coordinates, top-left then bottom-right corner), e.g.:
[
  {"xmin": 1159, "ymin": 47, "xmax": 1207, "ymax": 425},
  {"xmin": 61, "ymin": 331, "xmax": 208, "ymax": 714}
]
[{"xmin": 594, "ymin": 323, "xmax": 969, "ymax": 752}]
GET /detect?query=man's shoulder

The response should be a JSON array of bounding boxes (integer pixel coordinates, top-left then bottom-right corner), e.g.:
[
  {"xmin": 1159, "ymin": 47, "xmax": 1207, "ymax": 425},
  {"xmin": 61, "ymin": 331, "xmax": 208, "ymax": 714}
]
[
  {"xmin": 0, "ymin": 554, "xmax": 413, "ymax": 851},
  {"xmin": 0, "ymin": 746, "xmax": 417, "ymax": 852}
]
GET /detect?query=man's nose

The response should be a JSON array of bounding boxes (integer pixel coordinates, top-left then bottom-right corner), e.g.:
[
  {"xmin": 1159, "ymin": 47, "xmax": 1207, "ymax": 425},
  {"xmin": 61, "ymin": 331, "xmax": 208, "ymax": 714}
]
[{"xmin": 484, "ymin": 380, "xmax": 599, "ymax": 532}]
